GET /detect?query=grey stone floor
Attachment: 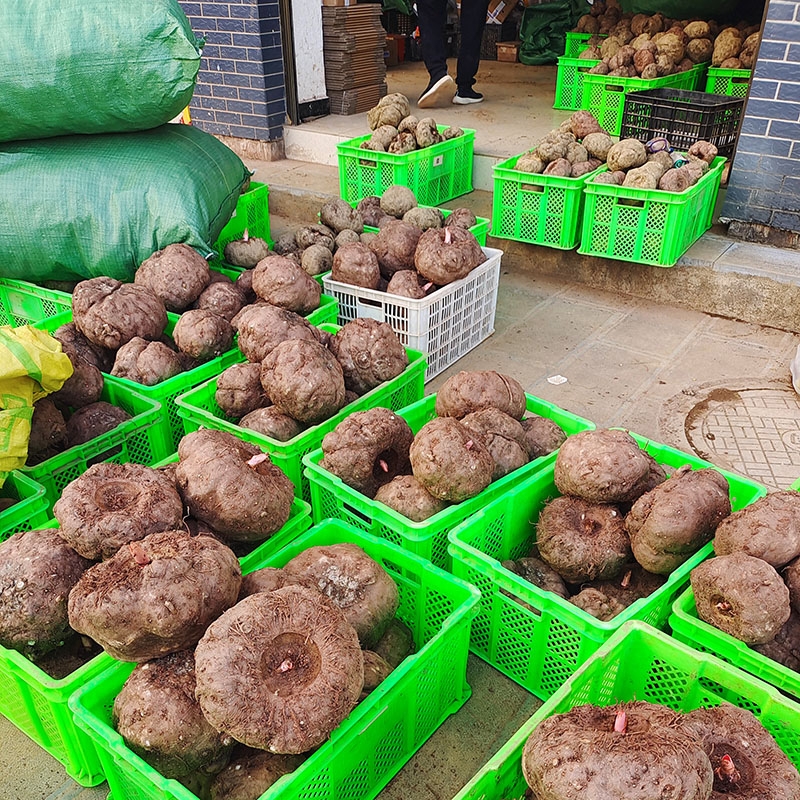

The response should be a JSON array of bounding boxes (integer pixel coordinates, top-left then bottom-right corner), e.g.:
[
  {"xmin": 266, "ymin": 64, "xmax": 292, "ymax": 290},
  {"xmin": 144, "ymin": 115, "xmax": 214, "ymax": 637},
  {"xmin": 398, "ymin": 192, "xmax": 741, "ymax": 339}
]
[{"xmin": 5, "ymin": 258, "xmax": 800, "ymax": 800}]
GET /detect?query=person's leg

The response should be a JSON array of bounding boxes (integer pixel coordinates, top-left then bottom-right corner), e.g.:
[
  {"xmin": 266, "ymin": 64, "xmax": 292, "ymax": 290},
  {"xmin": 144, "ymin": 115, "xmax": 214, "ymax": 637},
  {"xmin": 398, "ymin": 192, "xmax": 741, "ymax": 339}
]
[
  {"xmin": 454, "ymin": 0, "xmax": 491, "ymax": 100},
  {"xmin": 416, "ymin": 0, "xmax": 448, "ymax": 83},
  {"xmin": 416, "ymin": 0, "xmax": 456, "ymax": 106}
]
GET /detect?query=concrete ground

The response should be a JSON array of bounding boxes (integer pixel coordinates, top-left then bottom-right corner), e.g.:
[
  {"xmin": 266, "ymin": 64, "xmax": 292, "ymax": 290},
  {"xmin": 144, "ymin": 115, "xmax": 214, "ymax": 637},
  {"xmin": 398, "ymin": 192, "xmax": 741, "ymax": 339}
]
[{"xmin": 5, "ymin": 56, "xmax": 800, "ymax": 800}]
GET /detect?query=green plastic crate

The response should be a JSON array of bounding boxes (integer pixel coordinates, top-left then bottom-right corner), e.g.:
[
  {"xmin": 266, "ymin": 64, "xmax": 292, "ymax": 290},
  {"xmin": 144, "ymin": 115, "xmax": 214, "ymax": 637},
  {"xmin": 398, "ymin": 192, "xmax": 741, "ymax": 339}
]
[
  {"xmin": 70, "ymin": 520, "xmax": 479, "ymax": 800},
  {"xmin": 581, "ymin": 65, "xmax": 703, "ymax": 136},
  {"xmin": 175, "ymin": 327, "xmax": 426, "ymax": 504},
  {"xmin": 20, "ymin": 380, "xmax": 167, "ymax": 514},
  {"xmin": 37, "ymin": 296, "xmax": 338, "ymax": 454},
  {"xmin": 0, "ymin": 279, "xmax": 72, "ymax": 327},
  {"xmin": 0, "ymin": 471, "xmax": 50, "ymax": 539},
  {"xmin": 337, "ymin": 127, "xmax": 475, "ymax": 206},
  {"xmin": 210, "ymin": 181, "xmax": 272, "ymax": 269},
  {"xmin": 705, "ymin": 66, "xmax": 752, "ymax": 98},
  {"xmin": 670, "ymin": 584, "xmax": 800, "ymax": 702},
  {"xmin": 563, "ymin": 31, "xmax": 606, "ymax": 57},
  {"xmin": 302, "ymin": 393, "xmax": 595, "ymax": 570},
  {"xmin": 447, "ymin": 432, "xmax": 767, "ymax": 699},
  {"xmin": 453, "ymin": 621, "xmax": 800, "ymax": 800},
  {"xmin": 491, "ymin": 155, "xmax": 603, "ymax": 249},
  {"xmin": 554, "ymin": 56, "xmax": 600, "ymax": 111},
  {"xmin": 578, "ymin": 156, "xmax": 727, "ymax": 267}
]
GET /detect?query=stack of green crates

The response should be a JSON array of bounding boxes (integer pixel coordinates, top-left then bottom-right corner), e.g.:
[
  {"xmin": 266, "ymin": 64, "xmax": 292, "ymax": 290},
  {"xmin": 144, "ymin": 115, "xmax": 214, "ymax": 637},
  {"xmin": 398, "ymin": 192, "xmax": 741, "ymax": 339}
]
[
  {"xmin": 453, "ymin": 622, "xmax": 800, "ymax": 800},
  {"xmin": 303, "ymin": 393, "xmax": 595, "ymax": 570},
  {"xmin": 446, "ymin": 432, "xmax": 766, "ymax": 699},
  {"xmin": 337, "ymin": 126, "xmax": 475, "ymax": 205},
  {"xmin": 69, "ymin": 521, "xmax": 480, "ymax": 800},
  {"xmin": 491, "ymin": 154, "xmax": 604, "ymax": 249},
  {"xmin": 175, "ymin": 326, "xmax": 427, "ymax": 503},
  {"xmin": 578, "ymin": 156, "xmax": 727, "ymax": 267}
]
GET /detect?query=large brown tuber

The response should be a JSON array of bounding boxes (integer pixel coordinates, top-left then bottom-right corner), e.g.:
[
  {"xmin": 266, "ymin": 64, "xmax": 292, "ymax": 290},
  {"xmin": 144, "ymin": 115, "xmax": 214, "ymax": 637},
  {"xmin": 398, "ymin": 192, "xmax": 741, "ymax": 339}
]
[
  {"xmin": 68, "ymin": 529, "xmax": 242, "ymax": 661},
  {"xmin": 111, "ymin": 337, "xmax": 184, "ymax": 386},
  {"xmin": 66, "ymin": 401, "xmax": 132, "ymax": 447},
  {"xmin": 176, "ymin": 429, "xmax": 294, "ymax": 543},
  {"xmin": 54, "ymin": 462, "xmax": 184, "ymax": 561},
  {"xmin": 626, "ymin": 466, "xmax": 731, "ymax": 574},
  {"xmin": 73, "ymin": 277, "xmax": 167, "ymax": 350},
  {"xmin": 329, "ymin": 318, "xmax": 409, "ymax": 395},
  {"xmin": 369, "ymin": 220, "xmax": 422, "ymax": 278},
  {"xmin": 283, "ymin": 542, "xmax": 399, "ymax": 648},
  {"xmin": 435, "ymin": 370, "xmax": 526, "ymax": 420},
  {"xmin": 172, "ymin": 309, "xmax": 234, "ymax": 362},
  {"xmin": 114, "ymin": 650, "xmax": 233, "ymax": 779},
  {"xmin": 262, "ymin": 338, "xmax": 346, "ymax": 424},
  {"xmin": 320, "ymin": 407, "xmax": 414, "ymax": 497},
  {"xmin": 554, "ymin": 428, "xmax": 666, "ymax": 504},
  {"xmin": 332, "ymin": 242, "xmax": 381, "ymax": 289},
  {"xmin": 537, "ymin": 496, "xmax": 630, "ymax": 583},
  {"xmin": 135, "ymin": 244, "xmax": 211, "ymax": 312},
  {"xmin": 194, "ymin": 585, "xmax": 363, "ymax": 753},
  {"xmin": 415, "ymin": 226, "xmax": 485, "ymax": 286},
  {"xmin": 0, "ymin": 528, "xmax": 91, "ymax": 657},
  {"xmin": 691, "ymin": 552, "xmax": 791, "ymax": 645},
  {"xmin": 252, "ymin": 255, "xmax": 321, "ymax": 316},
  {"xmin": 215, "ymin": 362, "xmax": 270, "ymax": 418},
  {"xmin": 409, "ymin": 417, "xmax": 495, "ymax": 502},
  {"xmin": 234, "ymin": 304, "xmax": 322, "ymax": 363}
]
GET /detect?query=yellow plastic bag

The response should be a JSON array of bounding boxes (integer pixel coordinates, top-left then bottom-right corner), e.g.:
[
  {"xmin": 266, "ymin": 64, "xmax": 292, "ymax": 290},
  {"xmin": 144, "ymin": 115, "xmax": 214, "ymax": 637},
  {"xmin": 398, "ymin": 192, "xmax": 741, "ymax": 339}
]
[{"xmin": 0, "ymin": 325, "xmax": 73, "ymax": 483}]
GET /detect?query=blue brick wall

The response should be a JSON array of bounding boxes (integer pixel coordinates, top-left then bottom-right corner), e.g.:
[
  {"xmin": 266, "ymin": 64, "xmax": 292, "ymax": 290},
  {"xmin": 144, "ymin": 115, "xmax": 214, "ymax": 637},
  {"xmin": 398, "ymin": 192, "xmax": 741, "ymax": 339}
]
[
  {"xmin": 722, "ymin": 0, "xmax": 800, "ymax": 232},
  {"xmin": 178, "ymin": 0, "xmax": 286, "ymax": 142}
]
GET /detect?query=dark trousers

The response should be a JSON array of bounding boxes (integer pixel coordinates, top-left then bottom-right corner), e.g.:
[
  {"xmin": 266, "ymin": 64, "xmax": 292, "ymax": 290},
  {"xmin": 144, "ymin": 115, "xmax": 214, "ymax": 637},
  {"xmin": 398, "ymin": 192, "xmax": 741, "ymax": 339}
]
[{"xmin": 416, "ymin": 0, "xmax": 491, "ymax": 91}]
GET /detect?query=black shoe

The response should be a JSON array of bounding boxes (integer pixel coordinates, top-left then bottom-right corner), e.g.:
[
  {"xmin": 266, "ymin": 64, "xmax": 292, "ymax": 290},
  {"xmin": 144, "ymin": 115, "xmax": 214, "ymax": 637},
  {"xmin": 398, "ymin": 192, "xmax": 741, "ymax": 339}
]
[
  {"xmin": 453, "ymin": 88, "xmax": 484, "ymax": 105},
  {"xmin": 418, "ymin": 75, "xmax": 456, "ymax": 108}
]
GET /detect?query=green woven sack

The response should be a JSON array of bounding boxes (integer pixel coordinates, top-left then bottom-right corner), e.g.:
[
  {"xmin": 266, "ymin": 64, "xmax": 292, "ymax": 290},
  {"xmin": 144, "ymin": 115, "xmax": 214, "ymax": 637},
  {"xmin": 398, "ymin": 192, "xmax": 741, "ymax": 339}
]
[
  {"xmin": 0, "ymin": 125, "xmax": 250, "ymax": 282},
  {"xmin": 0, "ymin": 0, "xmax": 202, "ymax": 143}
]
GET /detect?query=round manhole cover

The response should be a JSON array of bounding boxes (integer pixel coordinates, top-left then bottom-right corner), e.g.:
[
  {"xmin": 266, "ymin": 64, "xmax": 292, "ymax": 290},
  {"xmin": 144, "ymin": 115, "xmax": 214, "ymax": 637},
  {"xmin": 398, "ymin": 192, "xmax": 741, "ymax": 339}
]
[{"xmin": 685, "ymin": 386, "xmax": 800, "ymax": 490}]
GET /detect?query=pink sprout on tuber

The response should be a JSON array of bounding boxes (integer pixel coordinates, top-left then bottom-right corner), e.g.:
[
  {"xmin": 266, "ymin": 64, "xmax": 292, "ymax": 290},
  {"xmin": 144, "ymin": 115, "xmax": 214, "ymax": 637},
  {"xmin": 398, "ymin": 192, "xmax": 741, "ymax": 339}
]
[
  {"xmin": 620, "ymin": 570, "xmax": 632, "ymax": 589},
  {"xmin": 247, "ymin": 453, "xmax": 269, "ymax": 468},
  {"xmin": 613, "ymin": 710, "xmax": 627, "ymax": 733},
  {"xmin": 379, "ymin": 459, "xmax": 389, "ymax": 473},
  {"xmin": 129, "ymin": 541, "xmax": 151, "ymax": 566},
  {"xmin": 714, "ymin": 754, "xmax": 741, "ymax": 785},
  {"xmin": 278, "ymin": 658, "xmax": 294, "ymax": 673},
  {"xmin": 243, "ymin": 228, "xmax": 250, "ymax": 242},
  {"xmin": 444, "ymin": 228, "xmax": 451, "ymax": 245},
  {"xmin": 716, "ymin": 601, "xmax": 732, "ymax": 613},
  {"xmin": 465, "ymin": 439, "xmax": 474, "ymax": 450}
]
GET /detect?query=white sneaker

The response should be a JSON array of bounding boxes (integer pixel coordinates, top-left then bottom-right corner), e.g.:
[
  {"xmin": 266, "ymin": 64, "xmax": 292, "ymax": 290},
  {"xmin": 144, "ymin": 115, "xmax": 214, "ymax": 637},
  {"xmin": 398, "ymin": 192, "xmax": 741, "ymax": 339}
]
[{"xmin": 418, "ymin": 75, "xmax": 456, "ymax": 108}]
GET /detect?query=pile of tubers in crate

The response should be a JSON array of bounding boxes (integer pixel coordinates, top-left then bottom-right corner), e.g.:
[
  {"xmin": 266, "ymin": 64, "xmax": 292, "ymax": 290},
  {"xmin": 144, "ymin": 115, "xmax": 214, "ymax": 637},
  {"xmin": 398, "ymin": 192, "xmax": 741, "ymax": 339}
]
[
  {"xmin": 362, "ymin": 93, "xmax": 463, "ymax": 155},
  {"xmin": 573, "ymin": 0, "xmax": 761, "ymax": 76}
]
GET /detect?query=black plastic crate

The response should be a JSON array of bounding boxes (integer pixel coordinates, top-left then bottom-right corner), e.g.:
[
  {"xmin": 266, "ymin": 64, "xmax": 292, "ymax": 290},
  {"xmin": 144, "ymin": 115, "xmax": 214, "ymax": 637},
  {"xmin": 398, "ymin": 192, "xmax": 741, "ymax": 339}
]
[
  {"xmin": 620, "ymin": 88, "xmax": 744, "ymax": 157},
  {"xmin": 381, "ymin": 9, "xmax": 417, "ymax": 35}
]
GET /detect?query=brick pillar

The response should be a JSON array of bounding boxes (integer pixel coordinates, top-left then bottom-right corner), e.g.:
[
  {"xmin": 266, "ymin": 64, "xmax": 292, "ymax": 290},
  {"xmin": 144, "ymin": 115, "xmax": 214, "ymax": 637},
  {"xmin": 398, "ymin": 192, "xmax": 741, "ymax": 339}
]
[
  {"xmin": 721, "ymin": 0, "xmax": 800, "ymax": 243},
  {"xmin": 178, "ymin": 1, "xmax": 287, "ymax": 158}
]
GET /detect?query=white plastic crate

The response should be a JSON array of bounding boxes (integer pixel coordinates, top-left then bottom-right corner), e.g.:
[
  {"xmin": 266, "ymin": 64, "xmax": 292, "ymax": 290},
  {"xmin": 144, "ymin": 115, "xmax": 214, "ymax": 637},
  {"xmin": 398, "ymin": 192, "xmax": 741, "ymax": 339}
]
[{"xmin": 322, "ymin": 247, "xmax": 502, "ymax": 381}]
